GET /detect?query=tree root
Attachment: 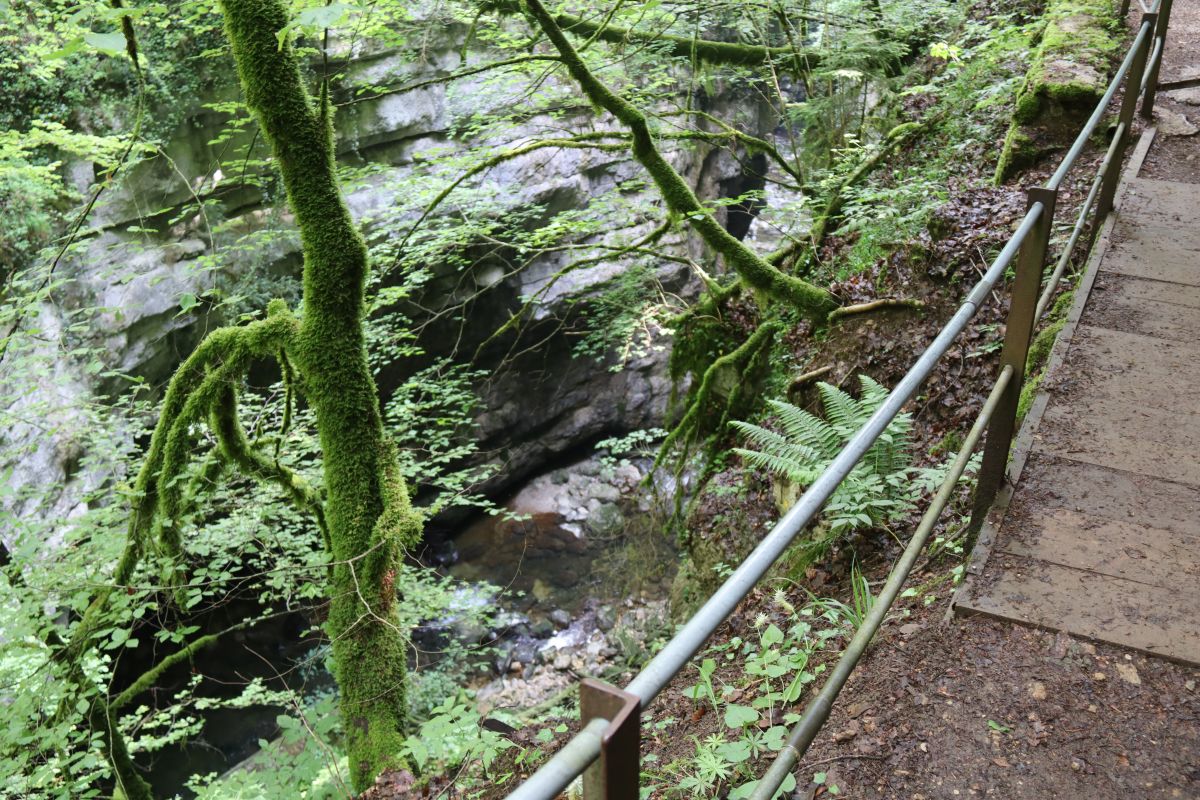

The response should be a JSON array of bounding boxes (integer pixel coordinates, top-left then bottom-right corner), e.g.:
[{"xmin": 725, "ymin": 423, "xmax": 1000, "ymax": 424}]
[{"xmin": 827, "ymin": 298, "xmax": 925, "ymax": 323}]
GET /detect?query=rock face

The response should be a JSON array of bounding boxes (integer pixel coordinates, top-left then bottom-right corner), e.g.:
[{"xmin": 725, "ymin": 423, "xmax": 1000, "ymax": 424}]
[{"xmin": 0, "ymin": 23, "xmax": 775, "ymax": 542}]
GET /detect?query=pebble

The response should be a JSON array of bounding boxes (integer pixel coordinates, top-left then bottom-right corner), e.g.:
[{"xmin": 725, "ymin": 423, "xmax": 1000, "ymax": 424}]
[
  {"xmin": 596, "ymin": 605, "xmax": 617, "ymax": 631},
  {"xmin": 1028, "ymin": 681, "xmax": 1047, "ymax": 700},
  {"xmin": 1115, "ymin": 662, "xmax": 1141, "ymax": 686},
  {"xmin": 1092, "ymin": 671, "xmax": 1107, "ymax": 681}
]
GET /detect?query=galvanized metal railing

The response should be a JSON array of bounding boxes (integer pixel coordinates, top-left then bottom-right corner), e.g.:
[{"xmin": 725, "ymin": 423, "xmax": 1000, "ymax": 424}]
[{"xmin": 506, "ymin": 3, "xmax": 1173, "ymax": 797}]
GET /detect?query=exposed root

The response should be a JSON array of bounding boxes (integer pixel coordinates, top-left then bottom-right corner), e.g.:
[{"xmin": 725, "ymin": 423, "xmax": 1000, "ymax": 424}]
[{"xmin": 828, "ymin": 298, "xmax": 925, "ymax": 323}]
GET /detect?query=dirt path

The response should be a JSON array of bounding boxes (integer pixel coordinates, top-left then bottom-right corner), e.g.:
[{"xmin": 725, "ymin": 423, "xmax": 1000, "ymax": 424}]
[{"xmin": 798, "ymin": 7, "xmax": 1200, "ymax": 798}]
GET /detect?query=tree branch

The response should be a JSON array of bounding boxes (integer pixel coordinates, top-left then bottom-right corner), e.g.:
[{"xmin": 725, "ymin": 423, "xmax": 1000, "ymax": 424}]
[{"xmin": 522, "ymin": 0, "xmax": 836, "ymax": 318}]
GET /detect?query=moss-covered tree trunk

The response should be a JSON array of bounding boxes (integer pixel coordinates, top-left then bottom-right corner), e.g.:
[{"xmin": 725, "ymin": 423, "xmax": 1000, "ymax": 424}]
[{"xmin": 220, "ymin": 0, "xmax": 422, "ymax": 791}]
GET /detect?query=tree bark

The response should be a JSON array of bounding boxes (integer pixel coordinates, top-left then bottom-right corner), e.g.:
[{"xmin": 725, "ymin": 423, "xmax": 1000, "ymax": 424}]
[{"xmin": 219, "ymin": 0, "xmax": 422, "ymax": 791}]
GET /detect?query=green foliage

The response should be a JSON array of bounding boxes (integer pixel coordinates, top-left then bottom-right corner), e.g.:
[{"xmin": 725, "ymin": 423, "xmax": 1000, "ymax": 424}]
[
  {"xmin": 651, "ymin": 590, "xmax": 868, "ymax": 799},
  {"xmin": 570, "ymin": 263, "xmax": 676, "ymax": 372},
  {"xmin": 733, "ymin": 375, "xmax": 918, "ymax": 534},
  {"xmin": 400, "ymin": 694, "xmax": 518, "ymax": 775}
]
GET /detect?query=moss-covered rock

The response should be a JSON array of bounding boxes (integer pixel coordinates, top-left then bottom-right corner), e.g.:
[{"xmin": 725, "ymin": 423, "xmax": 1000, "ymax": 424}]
[{"xmin": 995, "ymin": 0, "xmax": 1121, "ymax": 182}]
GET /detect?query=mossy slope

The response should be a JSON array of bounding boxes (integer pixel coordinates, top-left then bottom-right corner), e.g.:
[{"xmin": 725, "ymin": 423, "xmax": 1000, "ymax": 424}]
[{"xmin": 995, "ymin": 0, "xmax": 1121, "ymax": 181}]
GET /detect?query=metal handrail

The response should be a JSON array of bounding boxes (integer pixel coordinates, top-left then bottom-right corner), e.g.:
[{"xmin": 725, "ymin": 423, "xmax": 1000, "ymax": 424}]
[
  {"xmin": 748, "ymin": 363, "xmax": 1013, "ymax": 799},
  {"xmin": 504, "ymin": 2, "xmax": 1172, "ymax": 796}
]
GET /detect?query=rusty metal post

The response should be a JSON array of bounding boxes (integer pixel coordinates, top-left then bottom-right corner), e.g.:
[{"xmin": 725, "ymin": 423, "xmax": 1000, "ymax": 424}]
[
  {"xmin": 1097, "ymin": 13, "xmax": 1156, "ymax": 217},
  {"xmin": 580, "ymin": 679, "xmax": 640, "ymax": 800},
  {"xmin": 1141, "ymin": 0, "xmax": 1173, "ymax": 119},
  {"xmin": 967, "ymin": 188, "xmax": 1057, "ymax": 545}
]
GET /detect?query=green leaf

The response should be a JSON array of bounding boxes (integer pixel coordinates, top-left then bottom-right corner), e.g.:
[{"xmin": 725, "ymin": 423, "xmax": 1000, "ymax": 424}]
[
  {"xmin": 84, "ymin": 32, "xmax": 127, "ymax": 57},
  {"xmin": 761, "ymin": 623, "xmax": 784, "ymax": 647},
  {"xmin": 717, "ymin": 739, "xmax": 753, "ymax": 763},
  {"xmin": 47, "ymin": 37, "xmax": 85, "ymax": 60},
  {"xmin": 178, "ymin": 293, "xmax": 199, "ymax": 314},
  {"xmin": 723, "ymin": 704, "xmax": 759, "ymax": 729},
  {"xmin": 813, "ymin": 771, "xmax": 827, "ymax": 785},
  {"xmin": 294, "ymin": 3, "xmax": 354, "ymax": 28},
  {"xmin": 763, "ymin": 725, "xmax": 787, "ymax": 750}
]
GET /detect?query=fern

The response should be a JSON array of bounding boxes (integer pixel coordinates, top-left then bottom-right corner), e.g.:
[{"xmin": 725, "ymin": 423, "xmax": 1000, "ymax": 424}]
[{"xmin": 733, "ymin": 374, "xmax": 939, "ymax": 536}]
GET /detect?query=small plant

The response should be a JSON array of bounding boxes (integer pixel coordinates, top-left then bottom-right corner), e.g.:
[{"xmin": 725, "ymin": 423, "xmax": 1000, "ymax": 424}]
[
  {"xmin": 803, "ymin": 560, "xmax": 878, "ymax": 632},
  {"xmin": 399, "ymin": 693, "xmax": 520, "ymax": 776},
  {"xmin": 732, "ymin": 375, "xmax": 917, "ymax": 534},
  {"xmin": 733, "ymin": 375, "xmax": 979, "ymax": 552}
]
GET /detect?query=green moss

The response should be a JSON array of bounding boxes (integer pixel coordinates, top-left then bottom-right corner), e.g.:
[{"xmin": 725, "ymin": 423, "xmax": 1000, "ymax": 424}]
[
  {"xmin": 1017, "ymin": 290, "xmax": 1072, "ymax": 421},
  {"xmin": 220, "ymin": 0, "xmax": 424, "ymax": 790},
  {"xmin": 1016, "ymin": 368, "xmax": 1044, "ymax": 421},
  {"xmin": 1026, "ymin": 311, "xmax": 1067, "ymax": 370},
  {"xmin": 996, "ymin": 0, "xmax": 1120, "ymax": 181},
  {"xmin": 1012, "ymin": 85, "xmax": 1043, "ymax": 125},
  {"xmin": 994, "ymin": 125, "xmax": 1039, "ymax": 183}
]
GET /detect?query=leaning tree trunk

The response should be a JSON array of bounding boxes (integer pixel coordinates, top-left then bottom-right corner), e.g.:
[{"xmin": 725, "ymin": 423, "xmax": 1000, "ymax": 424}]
[{"xmin": 221, "ymin": 0, "xmax": 422, "ymax": 790}]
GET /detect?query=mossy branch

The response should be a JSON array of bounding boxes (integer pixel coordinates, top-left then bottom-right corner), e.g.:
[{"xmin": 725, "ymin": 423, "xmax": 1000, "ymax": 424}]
[
  {"xmin": 653, "ymin": 319, "xmax": 783, "ymax": 472},
  {"xmin": 110, "ymin": 619, "xmax": 254, "ymax": 712},
  {"xmin": 210, "ymin": 384, "xmax": 330, "ymax": 549},
  {"xmin": 769, "ymin": 117, "xmax": 934, "ymax": 273},
  {"xmin": 523, "ymin": 0, "xmax": 836, "ymax": 319},
  {"xmin": 58, "ymin": 311, "xmax": 298, "ymax": 671},
  {"xmin": 53, "ymin": 310, "xmax": 296, "ymax": 798},
  {"xmin": 488, "ymin": 0, "xmax": 830, "ymax": 71}
]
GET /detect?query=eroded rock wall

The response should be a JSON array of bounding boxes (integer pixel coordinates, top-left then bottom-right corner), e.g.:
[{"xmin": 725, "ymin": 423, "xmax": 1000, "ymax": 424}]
[{"xmin": 1, "ymin": 24, "xmax": 777, "ymax": 538}]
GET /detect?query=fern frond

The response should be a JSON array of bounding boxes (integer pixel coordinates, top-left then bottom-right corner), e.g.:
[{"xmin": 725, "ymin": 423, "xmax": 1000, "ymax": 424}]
[
  {"xmin": 765, "ymin": 399, "xmax": 841, "ymax": 457},
  {"xmin": 733, "ymin": 372, "xmax": 929, "ymax": 537},
  {"xmin": 730, "ymin": 422, "xmax": 821, "ymax": 468},
  {"xmin": 857, "ymin": 374, "xmax": 891, "ymax": 408},
  {"xmin": 733, "ymin": 448, "xmax": 819, "ymax": 484},
  {"xmin": 816, "ymin": 381, "xmax": 866, "ymax": 439}
]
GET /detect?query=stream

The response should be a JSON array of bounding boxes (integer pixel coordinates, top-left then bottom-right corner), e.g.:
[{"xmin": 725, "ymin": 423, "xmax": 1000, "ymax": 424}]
[{"xmin": 143, "ymin": 452, "xmax": 676, "ymax": 796}]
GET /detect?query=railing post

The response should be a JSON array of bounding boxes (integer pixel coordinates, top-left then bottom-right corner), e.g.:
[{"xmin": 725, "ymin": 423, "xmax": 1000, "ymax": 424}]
[
  {"xmin": 1119, "ymin": 0, "xmax": 1131, "ymax": 17},
  {"xmin": 580, "ymin": 678, "xmax": 640, "ymax": 800},
  {"xmin": 1097, "ymin": 12, "xmax": 1156, "ymax": 217},
  {"xmin": 967, "ymin": 188, "xmax": 1057, "ymax": 545},
  {"xmin": 1141, "ymin": 0, "xmax": 1173, "ymax": 119}
]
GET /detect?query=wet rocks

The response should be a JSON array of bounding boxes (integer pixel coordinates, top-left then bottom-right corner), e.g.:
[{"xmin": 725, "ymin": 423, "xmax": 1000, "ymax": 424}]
[
  {"xmin": 585, "ymin": 502, "xmax": 625, "ymax": 538},
  {"xmin": 476, "ymin": 599, "xmax": 666, "ymax": 714}
]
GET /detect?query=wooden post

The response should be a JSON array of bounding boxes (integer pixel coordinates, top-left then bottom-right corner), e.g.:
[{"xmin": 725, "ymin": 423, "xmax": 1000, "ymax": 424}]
[
  {"xmin": 580, "ymin": 679, "xmax": 641, "ymax": 800},
  {"xmin": 968, "ymin": 187, "xmax": 1058, "ymax": 544},
  {"xmin": 1098, "ymin": 13, "xmax": 1156, "ymax": 217},
  {"xmin": 1141, "ymin": 0, "xmax": 1173, "ymax": 119}
]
